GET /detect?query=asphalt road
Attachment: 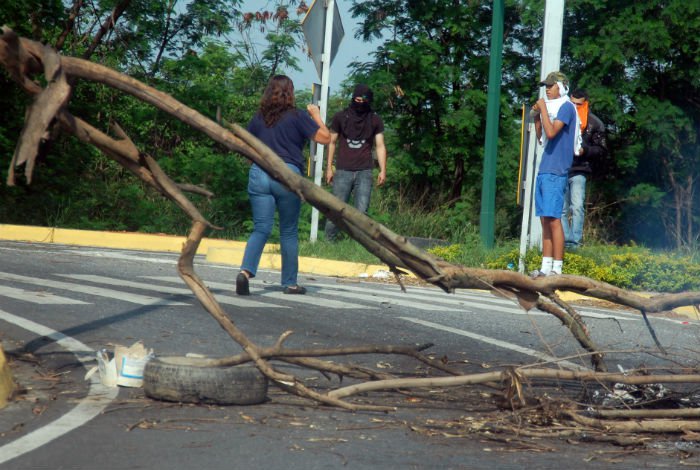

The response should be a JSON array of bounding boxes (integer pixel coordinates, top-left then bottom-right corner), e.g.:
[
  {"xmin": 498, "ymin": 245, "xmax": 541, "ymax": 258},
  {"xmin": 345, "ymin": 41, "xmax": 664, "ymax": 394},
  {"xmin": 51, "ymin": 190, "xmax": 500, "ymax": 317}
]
[{"xmin": 0, "ymin": 241, "xmax": 698, "ymax": 469}]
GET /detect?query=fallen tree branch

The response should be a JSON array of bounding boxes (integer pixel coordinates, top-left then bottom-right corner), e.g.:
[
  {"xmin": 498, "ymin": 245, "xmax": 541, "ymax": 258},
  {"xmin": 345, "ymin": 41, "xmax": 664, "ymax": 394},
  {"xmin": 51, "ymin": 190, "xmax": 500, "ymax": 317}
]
[
  {"xmin": 563, "ymin": 410, "xmax": 700, "ymax": 433},
  {"xmin": 2, "ymin": 29, "xmax": 700, "ymax": 413},
  {"xmin": 328, "ymin": 367, "xmax": 700, "ymax": 400},
  {"xmin": 278, "ymin": 356, "xmax": 396, "ymax": 381}
]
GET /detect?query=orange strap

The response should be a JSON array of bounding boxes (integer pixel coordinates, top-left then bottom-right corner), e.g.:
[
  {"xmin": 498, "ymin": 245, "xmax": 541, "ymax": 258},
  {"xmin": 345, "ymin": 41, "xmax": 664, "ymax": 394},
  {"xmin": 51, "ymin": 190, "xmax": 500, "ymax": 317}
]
[{"xmin": 577, "ymin": 101, "xmax": 589, "ymax": 131}]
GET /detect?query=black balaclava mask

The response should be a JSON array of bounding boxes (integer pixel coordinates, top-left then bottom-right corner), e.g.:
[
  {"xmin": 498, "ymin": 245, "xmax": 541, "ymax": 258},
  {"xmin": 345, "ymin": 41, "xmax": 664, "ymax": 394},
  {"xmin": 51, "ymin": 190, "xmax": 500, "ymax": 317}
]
[{"xmin": 350, "ymin": 84, "xmax": 373, "ymax": 115}]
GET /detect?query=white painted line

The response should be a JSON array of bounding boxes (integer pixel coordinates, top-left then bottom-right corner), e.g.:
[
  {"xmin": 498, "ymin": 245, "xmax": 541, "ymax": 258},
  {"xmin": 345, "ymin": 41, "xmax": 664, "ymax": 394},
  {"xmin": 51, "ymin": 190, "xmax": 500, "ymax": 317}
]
[
  {"xmin": 399, "ymin": 317, "xmax": 589, "ymax": 371},
  {"xmin": 0, "ymin": 309, "xmax": 118, "ymax": 465},
  {"xmin": 59, "ymin": 274, "xmax": 284, "ymax": 309},
  {"xmin": 142, "ymin": 276, "xmax": 374, "ymax": 310},
  {"xmin": 312, "ymin": 287, "xmax": 463, "ymax": 311},
  {"xmin": 251, "ymin": 289, "xmax": 371, "ymax": 309},
  {"xmin": 304, "ymin": 280, "xmax": 636, "ymax": 321},
  {"xmin": 0, "ymin": 271, "xmax": 188, "ymax": 306},
  {"xmin": 0, "ymin": 285, "xmax": 88, "ymax": 305},
  {"xmin": 66, "ymin": 249, "xmax": 180, "ymax": 264}
]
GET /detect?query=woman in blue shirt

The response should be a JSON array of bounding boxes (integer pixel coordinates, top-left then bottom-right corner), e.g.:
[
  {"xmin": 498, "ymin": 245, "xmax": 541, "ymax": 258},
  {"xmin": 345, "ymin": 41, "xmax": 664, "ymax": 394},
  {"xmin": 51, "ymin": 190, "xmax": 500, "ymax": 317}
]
[{"xmin": 236, "ymin": 75, "xmax": 330, "ymax": 295}]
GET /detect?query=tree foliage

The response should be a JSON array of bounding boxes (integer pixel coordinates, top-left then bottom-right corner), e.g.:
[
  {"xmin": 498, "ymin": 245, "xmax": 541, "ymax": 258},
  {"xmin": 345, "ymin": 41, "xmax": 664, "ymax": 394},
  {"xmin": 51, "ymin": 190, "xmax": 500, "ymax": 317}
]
[
  {"xmin": 0, "ymin": 0, "xmax": 309, "ymax": 238},
  {"xmin": 1, "ymin": 0, "xmax": 698, "ymax": 250},
  {"xmin": 560, "ymin": 0, "xmax": 700, "ymax": 249},
  {"xmin": 346, "ymin": 0, "xmax": 699, "ymax": 248}
]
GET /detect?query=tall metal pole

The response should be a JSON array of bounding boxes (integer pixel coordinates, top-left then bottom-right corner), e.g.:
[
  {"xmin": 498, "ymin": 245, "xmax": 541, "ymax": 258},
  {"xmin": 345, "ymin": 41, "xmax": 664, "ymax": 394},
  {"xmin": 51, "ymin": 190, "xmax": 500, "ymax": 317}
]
[
  {"xmin": 517, "ymin": 0, "xmax": 565, "ymax": 270},
  {"xmin": 479, "ymin": 0, "xmax": 504, "ymax": 249},
  {"xmin": 309, "ymin": 0, "xmax": 335, "ymax": 242}
]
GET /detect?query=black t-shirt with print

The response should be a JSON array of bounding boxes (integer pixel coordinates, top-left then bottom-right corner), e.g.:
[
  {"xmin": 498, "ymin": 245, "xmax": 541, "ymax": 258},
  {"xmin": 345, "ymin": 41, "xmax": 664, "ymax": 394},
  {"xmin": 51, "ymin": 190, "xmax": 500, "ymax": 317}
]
[{"xmin": 330, "ymin": 110, "xmax": 384, "ymax": 171}]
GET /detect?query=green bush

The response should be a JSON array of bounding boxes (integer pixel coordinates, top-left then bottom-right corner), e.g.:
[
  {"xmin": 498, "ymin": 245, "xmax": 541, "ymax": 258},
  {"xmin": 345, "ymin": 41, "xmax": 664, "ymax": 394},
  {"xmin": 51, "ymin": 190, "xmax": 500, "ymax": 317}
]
[
  {"xmin": 485, "ymin": 247, "xmax": 540, "ymax": 272},
  {"xmin": 427, "ymin": 244, "xmax": 464, "ymax": 263},
  {"xmin": 482, "ymin": 245, "xmax": 700, "ymax": 293}
]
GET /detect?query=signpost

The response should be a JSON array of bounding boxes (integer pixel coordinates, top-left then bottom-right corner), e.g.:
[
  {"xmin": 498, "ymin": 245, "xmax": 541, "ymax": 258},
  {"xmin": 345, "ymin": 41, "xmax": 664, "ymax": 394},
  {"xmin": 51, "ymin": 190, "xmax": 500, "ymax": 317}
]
[
  {"xmin": 302, "ymin": 0, "xmax": 344, "ymax": 241},
  {"xmin": 307, "ymin": 83, "xmax": 322, "ymax": 178},
  {"xmin": 518, "ymin": 0, "xmax": 565, "ymax": 272}
]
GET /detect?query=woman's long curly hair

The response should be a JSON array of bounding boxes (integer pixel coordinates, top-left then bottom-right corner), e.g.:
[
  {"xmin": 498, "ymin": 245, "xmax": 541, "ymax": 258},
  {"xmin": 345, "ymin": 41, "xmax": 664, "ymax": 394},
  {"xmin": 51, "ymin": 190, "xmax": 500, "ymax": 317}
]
[{"xmin": 259, "ymin": 75, "xmax": 296, "ymax": 127}]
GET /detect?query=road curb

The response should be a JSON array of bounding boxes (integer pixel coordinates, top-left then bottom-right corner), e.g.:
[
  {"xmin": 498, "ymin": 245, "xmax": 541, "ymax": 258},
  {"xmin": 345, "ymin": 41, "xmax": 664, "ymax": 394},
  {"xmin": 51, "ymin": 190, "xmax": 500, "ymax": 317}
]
[
  {"xmin": 0, "ymin": 346, "xmax": 15, "ymax": 409},
  {"xmin": 0, "ymin": 223, "xmax": 248, "ymax": 254},
  {"xmin": 0, "ymin": 223, "xmax": 697, "ymax": 319}
]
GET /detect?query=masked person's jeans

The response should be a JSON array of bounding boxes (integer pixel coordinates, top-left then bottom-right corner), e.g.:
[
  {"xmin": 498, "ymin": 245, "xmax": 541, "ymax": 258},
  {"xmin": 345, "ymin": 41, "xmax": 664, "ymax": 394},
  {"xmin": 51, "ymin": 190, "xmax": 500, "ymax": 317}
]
[
  {"xmin": 325, "ymin": 169, "xmax": 373, "ymax": 241},
  {"xmin": 241, "ymin": 163, "xmax": 301, "ymax": 287},
  {"xmin": 562, "ymin": 174, "xmax": 586, "ymax": 247}
]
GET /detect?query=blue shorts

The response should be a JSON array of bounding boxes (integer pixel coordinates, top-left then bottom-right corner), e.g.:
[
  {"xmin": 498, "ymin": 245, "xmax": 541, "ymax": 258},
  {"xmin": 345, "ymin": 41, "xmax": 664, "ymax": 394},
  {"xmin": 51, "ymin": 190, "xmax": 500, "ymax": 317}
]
[{"xmin": 535, "ymin": 173, "xmax": 567, "ymax": 218}]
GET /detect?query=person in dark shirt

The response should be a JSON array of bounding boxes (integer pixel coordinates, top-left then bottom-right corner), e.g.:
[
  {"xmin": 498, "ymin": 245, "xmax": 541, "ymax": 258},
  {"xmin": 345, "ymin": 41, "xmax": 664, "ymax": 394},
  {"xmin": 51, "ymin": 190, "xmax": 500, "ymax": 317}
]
[
  {"xmin": 236, "ymin": 75, "xmax": 330, "ymax": 296},
  {"xmin": 563, "ymin": 89, "xmax": 608, "ymax": 248},
  {"xmin": 324, "ymin": 84, "xmax": 387, "ymax": 241}
]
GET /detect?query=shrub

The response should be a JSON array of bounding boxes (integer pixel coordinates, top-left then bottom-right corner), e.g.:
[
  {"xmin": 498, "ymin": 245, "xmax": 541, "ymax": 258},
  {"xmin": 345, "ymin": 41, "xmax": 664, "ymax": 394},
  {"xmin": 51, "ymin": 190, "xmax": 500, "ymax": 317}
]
[
  {"xmin": 483, "ymin": 245, "xmax": 700, "ymax": 293},
  {"xmin": 428, "ymin": 244, "xmax": 464, "ymax": 263}
]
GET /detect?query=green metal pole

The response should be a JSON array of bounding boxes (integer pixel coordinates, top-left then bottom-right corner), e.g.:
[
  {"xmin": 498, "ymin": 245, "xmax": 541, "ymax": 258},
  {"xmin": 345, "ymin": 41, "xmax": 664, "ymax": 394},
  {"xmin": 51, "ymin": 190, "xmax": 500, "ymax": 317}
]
[{"xmin": 479, "ymin": 0, "xmax": 504, "ymax": 249}]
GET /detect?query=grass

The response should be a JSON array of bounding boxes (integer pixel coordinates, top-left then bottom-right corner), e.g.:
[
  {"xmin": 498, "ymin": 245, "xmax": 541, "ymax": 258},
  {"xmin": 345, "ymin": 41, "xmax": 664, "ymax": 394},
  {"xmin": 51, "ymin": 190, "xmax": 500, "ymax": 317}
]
[
  {"xmin": 298, "ymin": 235, "xmax": 522, "ymax": 269},
  {"xmin": 299, "ymin": 238, "xmax": 383, "ymax": 264}
]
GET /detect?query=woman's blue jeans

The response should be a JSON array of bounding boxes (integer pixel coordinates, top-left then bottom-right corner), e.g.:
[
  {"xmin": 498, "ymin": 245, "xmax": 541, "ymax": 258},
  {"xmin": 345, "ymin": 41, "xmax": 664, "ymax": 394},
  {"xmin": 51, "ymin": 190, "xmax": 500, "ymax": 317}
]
[{"xmin": 241, "ymin": 163, "xmax": 302, "ymax": 287}]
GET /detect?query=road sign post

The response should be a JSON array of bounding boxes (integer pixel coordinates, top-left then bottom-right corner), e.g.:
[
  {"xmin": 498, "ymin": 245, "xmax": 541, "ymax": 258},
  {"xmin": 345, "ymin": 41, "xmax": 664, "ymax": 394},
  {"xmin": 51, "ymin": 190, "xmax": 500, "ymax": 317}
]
[
  {"xmin": 518, "ymin": 0, "xmax": 565, "ymax": 272},
  {"xmin": 302, "ymin": 0, "xmax": 344, "ymax": 242}
]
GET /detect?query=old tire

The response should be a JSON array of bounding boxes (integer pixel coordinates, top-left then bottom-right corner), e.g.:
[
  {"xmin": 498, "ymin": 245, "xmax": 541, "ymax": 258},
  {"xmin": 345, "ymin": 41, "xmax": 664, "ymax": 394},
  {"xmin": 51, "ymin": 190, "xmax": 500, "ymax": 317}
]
[{"xmin": 143, "ymin": 356, "xmax": 268, "ymax": 405}]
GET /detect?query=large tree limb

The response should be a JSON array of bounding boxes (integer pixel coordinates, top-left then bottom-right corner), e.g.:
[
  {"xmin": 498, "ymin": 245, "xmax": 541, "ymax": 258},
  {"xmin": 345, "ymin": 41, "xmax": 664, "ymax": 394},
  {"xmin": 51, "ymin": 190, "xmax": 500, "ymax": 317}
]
[{"xmin": 328, "ymin": 367, "xmax": 700, "ymax": 400}]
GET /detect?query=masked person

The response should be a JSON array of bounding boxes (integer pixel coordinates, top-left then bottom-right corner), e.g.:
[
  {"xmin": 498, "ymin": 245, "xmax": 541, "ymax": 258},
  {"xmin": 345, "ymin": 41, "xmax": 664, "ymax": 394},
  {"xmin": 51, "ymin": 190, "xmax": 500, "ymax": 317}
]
[
  {"xmin": 236, "ymin": 75, "xmax": 330, "ymax": 296},
  {"xmin": 324, "ymin": 84, "xmax": 387, "ymax": 241},
  {"xmin": 562, "ymin": 89, "xmax": 608, "ymax": 248},
  {"xmin": 530, "ymin": 71, "xmax": 579, "ymax": 278}
]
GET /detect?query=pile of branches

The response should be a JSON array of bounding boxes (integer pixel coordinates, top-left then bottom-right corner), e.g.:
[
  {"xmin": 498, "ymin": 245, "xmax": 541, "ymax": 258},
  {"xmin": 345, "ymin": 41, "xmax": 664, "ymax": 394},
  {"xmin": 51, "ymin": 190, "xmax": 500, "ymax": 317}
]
[{"xmin": 2, "ymin": 28, "xmax": 700, "ymax": 433}]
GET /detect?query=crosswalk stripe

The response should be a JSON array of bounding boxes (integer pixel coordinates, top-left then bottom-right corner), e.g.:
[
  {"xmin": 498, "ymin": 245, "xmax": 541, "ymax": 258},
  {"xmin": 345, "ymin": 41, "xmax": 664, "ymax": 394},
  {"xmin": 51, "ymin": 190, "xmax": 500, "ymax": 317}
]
[
  {"xmin": 303, "ymin": 280, "xmax": 636, "ymax": 321},
  {"xmin": 0, "ymin": 285, "xmax": 88, "ymax": 305},
  {"xmin": 250, "ymin": 289, "xmax": 373, "ymax": 309},
  {"xmin": 138, "ymin": 275, "xmax": 635, "ymax": 320},
  {"xmin": 311, "ymin": 287, "xmax": 463, "ymax": 311},
  {"xmin": 0, "ymin": 271, "xmax": 188, "ymax": 306},
  {"xmin": 305, "ymin": 280, "xmax": 511, "ymax": 307},
  {"xmin": 399, "ymin": 317, "xmax": 588, "ymax": 371},
  {"xmin": 60, "ymin": 274, "xmax": 287, "ymax": 309},
  {"xmin": 142, "ymin": 275, "xmax": 374, "ymax": 310}
]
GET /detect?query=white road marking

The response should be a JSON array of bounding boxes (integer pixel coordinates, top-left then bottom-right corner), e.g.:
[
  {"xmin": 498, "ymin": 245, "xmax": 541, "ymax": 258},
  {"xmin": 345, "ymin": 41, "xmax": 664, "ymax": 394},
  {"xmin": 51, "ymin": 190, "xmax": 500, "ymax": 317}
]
[
  {"xmin": 0, "ymin": 285, "xmax": 88, "ymax": 305},
  {"xmin": 59, "ymin": 274, "xmax": 287, "ymax": 309},
  {"xmin": 0, "ymin": 309, "xmax": 118, "ymax": 465},
  {"xmin": 311, "ymin": 287, "xmax": 463, "ymax": 311},
  {"xmin": 0, "ymin": 271, "xmax": 188, "ymax": 306},
  {"xmin": 399, "ymin": 317, "xmax": 589, "ymax": 371},
  {"xmin": 142, "ymin": 275, "xmax": 374, "ymax": 310},
  {"xmin": 304, "ymin": 280, "xmax": 637, "ymax": 321}
]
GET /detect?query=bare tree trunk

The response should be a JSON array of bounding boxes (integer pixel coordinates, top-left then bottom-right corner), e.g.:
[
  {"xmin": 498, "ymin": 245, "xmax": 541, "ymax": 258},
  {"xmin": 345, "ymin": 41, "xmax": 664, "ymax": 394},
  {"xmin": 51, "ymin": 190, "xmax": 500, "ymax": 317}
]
[
  {"xmin": 82, "ymin": 0, "xmax": 132, "ymax": 60},
  {"xmin": 55, "ymin": 0, "xmax": 84, "ymax": 51}
]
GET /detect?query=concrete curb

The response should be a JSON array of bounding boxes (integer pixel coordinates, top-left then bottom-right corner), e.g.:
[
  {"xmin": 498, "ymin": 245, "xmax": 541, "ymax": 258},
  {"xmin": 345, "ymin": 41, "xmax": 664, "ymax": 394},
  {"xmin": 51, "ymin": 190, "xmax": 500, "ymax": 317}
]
[
  {"xmin": 0, "ymin": 346, "xmax": 15, "ymax": 409},
  {"xmin": 0, "ymin": 224, "xmax": 697, "ymax": 319}
]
